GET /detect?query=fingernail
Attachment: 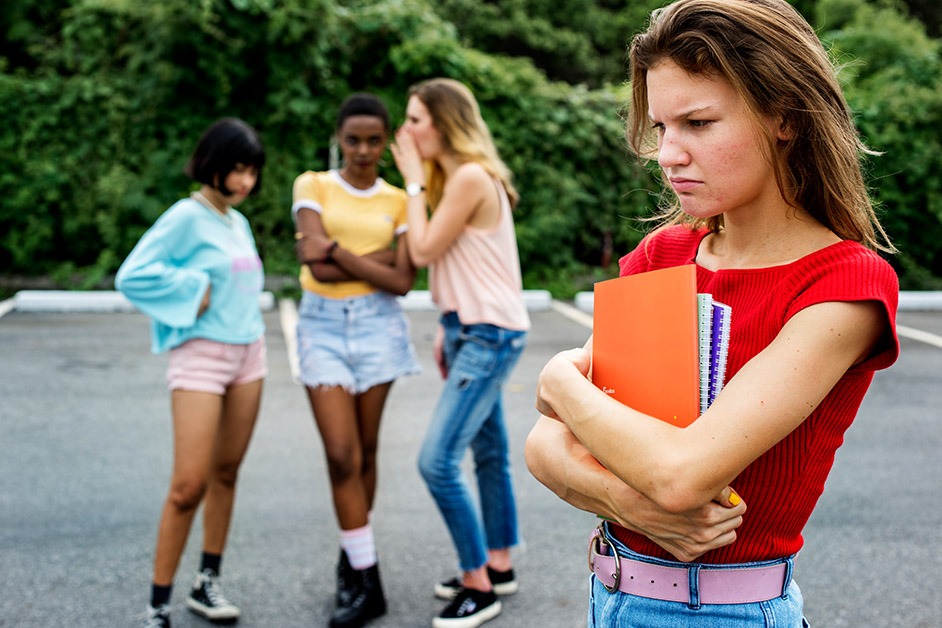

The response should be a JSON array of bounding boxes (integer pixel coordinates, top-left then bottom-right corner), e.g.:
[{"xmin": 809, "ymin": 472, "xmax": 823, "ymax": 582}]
[{"xmin": 729, "ymin": 491, "xmax": 741, "ymax": 506}]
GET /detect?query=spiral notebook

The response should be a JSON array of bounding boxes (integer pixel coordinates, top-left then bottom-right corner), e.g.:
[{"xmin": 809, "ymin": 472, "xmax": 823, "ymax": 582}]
[
  {"xmin": 592, "ymin": 264, "xmax": 731, "ymax": 427},
  {"xmin": 708, "ymin": 300, "xmax": 732, "ymax": 406}
]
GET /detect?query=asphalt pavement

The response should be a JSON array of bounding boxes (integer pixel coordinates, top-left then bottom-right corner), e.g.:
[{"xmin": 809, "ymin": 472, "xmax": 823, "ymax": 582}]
[{"xmin": 1, "ymin": 303, "xmax": 940, "ymax": 628}]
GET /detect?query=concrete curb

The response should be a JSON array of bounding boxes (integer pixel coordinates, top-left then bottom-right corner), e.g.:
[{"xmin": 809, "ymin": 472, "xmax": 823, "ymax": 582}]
[
  {"xmin": 8, "ymin": 290, "xmax": 276, "ymax": 314},
  {"xmin": 2, "ymin": 289, "xmax": 554, "ymax": 315},
  {"xmin": 2, "ymin": 288, "xmax": 939, "ymax": 316}
]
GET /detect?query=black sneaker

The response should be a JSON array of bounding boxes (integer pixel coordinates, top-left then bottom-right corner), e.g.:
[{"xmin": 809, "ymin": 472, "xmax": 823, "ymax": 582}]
[
  {"xmin": 185, "ymin": 569, "xmax": 240, "ymax": 622},
  {"xmin": 143, "ymin": 604, "xmax": 171, "ymax": 628},
  {"xmin": 434, "ymin": 567, "xmax": 518, "ymax": 600},
  {"xmin": 432, "ymin": 588, "xmax": 501, "ymax": 628}
]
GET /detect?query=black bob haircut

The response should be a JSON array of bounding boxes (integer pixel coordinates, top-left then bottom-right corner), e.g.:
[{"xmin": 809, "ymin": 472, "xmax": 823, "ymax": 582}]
[
  {"xmin": 336, "ymin": 93, "xmax": 390, "ymax": 132},
  {"xmin": 184, "ymin": 117, "xmax": 266, "ymax": 196}
]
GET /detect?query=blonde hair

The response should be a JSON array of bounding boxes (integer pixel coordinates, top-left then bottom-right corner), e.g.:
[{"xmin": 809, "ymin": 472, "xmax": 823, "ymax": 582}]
[
  {"xmin": 408, "ymin": 78, "xmax": 519, "ymax": 210},
  {"xmin": 627, "ymin": 0, "xmax": 894, "ymax": 253}
]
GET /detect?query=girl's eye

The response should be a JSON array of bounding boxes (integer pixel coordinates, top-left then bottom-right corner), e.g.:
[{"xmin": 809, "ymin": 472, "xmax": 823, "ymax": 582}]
[{"xmin": 688, "ymin": 119, "xmax": 711, "ymax": 128}]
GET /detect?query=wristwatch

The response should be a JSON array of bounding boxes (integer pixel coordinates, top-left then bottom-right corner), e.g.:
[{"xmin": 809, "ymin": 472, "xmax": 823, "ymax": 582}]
[{"xmin": 406, "ymin": 182, "xmax": 426, "ymax": 198}]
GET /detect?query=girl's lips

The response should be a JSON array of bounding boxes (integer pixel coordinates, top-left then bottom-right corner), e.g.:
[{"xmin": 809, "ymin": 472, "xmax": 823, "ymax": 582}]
[{"xmin": 669, "ymin": 177, "xmax": 701, "ymax": 193}]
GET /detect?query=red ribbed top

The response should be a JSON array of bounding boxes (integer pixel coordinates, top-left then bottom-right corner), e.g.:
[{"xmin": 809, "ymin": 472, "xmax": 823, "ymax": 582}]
[{"xmin": 611, "ymin": 225, "xmax": 899, "ymax": 563}]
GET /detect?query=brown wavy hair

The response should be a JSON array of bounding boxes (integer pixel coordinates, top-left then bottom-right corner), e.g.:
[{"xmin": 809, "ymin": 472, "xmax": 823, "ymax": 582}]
[{"xmin": 626, "ymin": 0, "xmax": 894, "ymax": 253}]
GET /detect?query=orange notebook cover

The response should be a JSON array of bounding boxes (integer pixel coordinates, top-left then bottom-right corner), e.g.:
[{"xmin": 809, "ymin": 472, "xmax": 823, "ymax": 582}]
[{"xmin": 592, "ymin": 264, "xmax": 700, "ymax": 427}]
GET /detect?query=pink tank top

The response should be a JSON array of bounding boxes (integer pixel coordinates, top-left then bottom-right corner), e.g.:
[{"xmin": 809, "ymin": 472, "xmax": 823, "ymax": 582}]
[{"xmin": 429, "ymin": 179, "xmax": 530, "ymax": 331}]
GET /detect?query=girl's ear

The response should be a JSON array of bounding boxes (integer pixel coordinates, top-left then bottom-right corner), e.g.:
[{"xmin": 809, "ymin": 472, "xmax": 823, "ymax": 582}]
[{"xmin": 776, "ymin": 115, "xmax": 794, "ymax": 141}]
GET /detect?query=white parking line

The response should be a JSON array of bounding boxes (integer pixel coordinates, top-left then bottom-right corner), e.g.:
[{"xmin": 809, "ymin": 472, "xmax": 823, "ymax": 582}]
[
  {"xmin": 278, "ymin": 298, "xmax": 301, "ymax": 383},
  {"xmin": 897, "ymin": 324, "xmax": 942, "ymax": 349},
  {"xmin": 550, "ymin": 299, "xmax": 593, "ymax": 329}
]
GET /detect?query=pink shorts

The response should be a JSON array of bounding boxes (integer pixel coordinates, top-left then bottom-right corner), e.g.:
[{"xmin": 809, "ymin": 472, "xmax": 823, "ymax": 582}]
[{"xmin": 166, "ymin": 337, "xmax": 268, "ymax": 394}]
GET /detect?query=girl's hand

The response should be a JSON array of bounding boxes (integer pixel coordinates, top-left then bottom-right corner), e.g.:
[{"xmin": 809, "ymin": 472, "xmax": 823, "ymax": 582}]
[
  {"xmin": 525, "ymin": 416, "xmax": 745, "ymax": 563},
  {"xmin": 620, "ymin": 485, "xmax": 747, "ymax": 562},
  {"xmin": 433, "ymin": 324, "xmax": 448, "ymax": 379},
  {"xmin": 535, "ymin": 347, "xmax": 591, "ymax": 420},
  {"xmin": 390, "ymin": 127, "xmax": 425, "ymax": 185},
  {"xmin": 197, "ymin": 285, "xmax": 211, "ymax": 317},
  {"xmin": 295, "ymin": 231, "xmax": 335, "ymax": 264}
]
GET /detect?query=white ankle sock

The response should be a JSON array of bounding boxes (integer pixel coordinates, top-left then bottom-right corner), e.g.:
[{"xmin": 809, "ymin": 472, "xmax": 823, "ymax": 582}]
[{"xmin": 340, "ymin": 524, "xmax": 377, "ymax": 570}]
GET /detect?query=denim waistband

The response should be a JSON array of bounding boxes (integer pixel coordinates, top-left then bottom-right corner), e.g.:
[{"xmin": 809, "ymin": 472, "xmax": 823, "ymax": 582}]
[{"xmin": 300, "ymin": 290, "xmax": 401, "ymax": 319}]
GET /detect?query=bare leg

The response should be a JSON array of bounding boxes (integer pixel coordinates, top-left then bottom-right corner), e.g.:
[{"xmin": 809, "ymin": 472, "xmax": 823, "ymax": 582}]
[
  {"xmin": 308, "ymin": 385, "xmax": 368, "ymax": 528},
  {"xmin": 202, "ymin": 378, "xmax": 263, "ymax": 554},
  {"xmin": 152, "ymin": 390, "xmax": 223, "ymax": 585},
  {"xmin": 354, "ymin": 382, "xmax": 393, "ymax": 512},
  {"xmin": 487, "ymin": 548, "xmax": 512, "ymax": 572}
]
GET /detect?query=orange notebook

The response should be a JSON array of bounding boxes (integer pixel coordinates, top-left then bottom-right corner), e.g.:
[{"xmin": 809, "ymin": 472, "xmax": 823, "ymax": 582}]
[{"xmin": 592, "ymin": 264, "xmax": 700, "ymax": 427}]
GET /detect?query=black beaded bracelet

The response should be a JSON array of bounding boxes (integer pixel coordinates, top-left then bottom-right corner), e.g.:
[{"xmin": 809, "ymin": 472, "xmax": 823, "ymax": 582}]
[{"xmin": 325, "ymin": 240, "xmax": 339, "ymax": 262}]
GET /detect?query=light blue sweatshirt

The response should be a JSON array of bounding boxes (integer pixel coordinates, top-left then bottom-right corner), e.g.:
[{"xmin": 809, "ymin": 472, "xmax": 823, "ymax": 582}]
[{"xmin": 115, "ymin": 197, "xmax": 265, "ymax": 353}]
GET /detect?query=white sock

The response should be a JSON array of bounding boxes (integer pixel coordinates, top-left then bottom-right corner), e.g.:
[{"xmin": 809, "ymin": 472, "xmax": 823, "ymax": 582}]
[{"xmin": 340, "ymin": 524, "xmax": 377, "ymax": 570}]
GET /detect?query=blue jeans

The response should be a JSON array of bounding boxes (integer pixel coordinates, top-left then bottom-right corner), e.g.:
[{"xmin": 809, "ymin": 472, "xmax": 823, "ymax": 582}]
[
  {"xmin": 589, "ymin": 528, "xmax": 810, "ymax": 627},
  {"xmin": 418, "ymin": 312, "xmax": 528, "ymax": 572}
]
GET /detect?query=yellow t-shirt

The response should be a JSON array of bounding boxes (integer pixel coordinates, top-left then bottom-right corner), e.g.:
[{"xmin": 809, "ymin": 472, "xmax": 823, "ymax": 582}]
[{"xmin": 292, "ymin": 170, "xmax": 408, "ymax": 298}]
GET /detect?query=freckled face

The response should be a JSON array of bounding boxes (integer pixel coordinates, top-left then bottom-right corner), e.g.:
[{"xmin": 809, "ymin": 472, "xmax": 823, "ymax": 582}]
[
  {"xmin": 402, "ymin": 95, "xmax": 444, "ymax": 161},
  {"xmin": 647, "ymin": 60, "xmax": 782, "ymax": 220},
  {"xmin": 339, "ymin": 115, "xmax": 388, "ymax": 173}
]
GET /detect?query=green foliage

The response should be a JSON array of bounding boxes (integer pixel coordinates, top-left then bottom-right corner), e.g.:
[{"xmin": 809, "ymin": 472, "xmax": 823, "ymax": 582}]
[
  {"xmin": 431, "ymin": 0, "xmax": 659, "ymax": 86},
  {"xmin": 1, "ymin": 0, "xmax": 941, "ymax": 295},
  {"xmin": 0, "ymin": 0, "xmax": 660, "ymax": 296},
  {"xmin": 819, "ymin": 0, "xmax": 942, "ymax": 287}
]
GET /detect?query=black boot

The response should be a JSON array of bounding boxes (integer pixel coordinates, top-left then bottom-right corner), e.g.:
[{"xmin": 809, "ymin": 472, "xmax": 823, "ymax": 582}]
[
  {"xmin": 328, "ymin": 563, "xmax": 387, "ymax": 628},
  {"xmin": 336, "ymin": 549, "xmax": 356, "ymax": 608}
]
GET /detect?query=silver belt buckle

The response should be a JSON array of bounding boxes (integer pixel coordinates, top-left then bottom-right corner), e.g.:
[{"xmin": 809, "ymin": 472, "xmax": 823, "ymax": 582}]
[{"xmin": 588, "ymin": 524, "xmax": 621, "ymax": 593}]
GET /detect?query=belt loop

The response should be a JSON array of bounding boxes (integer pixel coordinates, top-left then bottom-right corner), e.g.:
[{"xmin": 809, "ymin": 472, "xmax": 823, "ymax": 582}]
[
  {"xmin": 687, "ymin": 565, "xmax": 701, "ymax": 610},
  {"xmin": 781, "ymin": 555, "xmax": 795, "ymax": 599}
]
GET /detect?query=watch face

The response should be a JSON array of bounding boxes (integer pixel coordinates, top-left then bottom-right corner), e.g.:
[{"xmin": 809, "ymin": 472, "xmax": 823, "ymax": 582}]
[{"xmin": 407, "ymin": 183, "xmax": 425, "ymax": 197}]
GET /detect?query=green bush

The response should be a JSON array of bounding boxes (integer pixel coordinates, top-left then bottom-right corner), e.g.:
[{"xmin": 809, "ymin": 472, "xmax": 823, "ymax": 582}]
[
  {"xmin": 1, "ymin": 0, "xmax": 941, "ymax": 295},
  {"xmin": 819, "ymin": 0, "xmax": 942, "ymax": 287},
  {"xmin": 0, "ymin": 0, "xmax": 658, "ymax": 297}
]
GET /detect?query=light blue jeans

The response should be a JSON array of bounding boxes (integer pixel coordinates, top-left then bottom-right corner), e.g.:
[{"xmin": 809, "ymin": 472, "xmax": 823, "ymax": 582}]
[
  {"xmin": 589, "ymin": 527, "xmax": 810, "ymax": 627},
  {"xmin": 418, "ymin": 312, "xmax": 527, "ymax": 572}
]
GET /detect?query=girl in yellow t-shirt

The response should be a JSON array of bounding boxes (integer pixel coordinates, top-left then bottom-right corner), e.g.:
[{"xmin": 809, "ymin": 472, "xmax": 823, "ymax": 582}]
[{"xmin": 293, "ymin": 93, "xmax": 420, "ymax": 628}]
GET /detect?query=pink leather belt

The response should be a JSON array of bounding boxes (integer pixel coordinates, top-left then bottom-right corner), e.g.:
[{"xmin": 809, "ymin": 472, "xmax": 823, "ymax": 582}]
[{"xmin": 588, "ymin": 526, "xmax": 789, "ymax": 605}]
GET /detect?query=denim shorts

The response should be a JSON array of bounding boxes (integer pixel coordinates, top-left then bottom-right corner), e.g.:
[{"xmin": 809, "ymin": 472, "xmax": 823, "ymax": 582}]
[
  {"xmin": 166, "ymin": 336, "xmax": 267, "ymax": 394},
  {"xmin": 588, "ymin": 528, "xmax": 810, "ymax": 627},
  {"xmin": 296, "ymin": 291, "xmax": 421, "ymax": 393}
]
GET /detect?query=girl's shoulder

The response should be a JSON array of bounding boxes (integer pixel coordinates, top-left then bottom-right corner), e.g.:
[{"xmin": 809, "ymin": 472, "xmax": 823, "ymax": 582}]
[
  {"xmin": 293, "ymin": 169, "xmax": 329, "ymax": 188},
  {"xmin": 793, "ymin": 239, "xmax": 896, "ymax": 282},
  {"xmin": 155, "ymin": 197, "xmax": 204, "ymax": 224},
  {"xmin": 451, "ymin": 161, "xmax": 491, "ymax": 185},
  {"xmin": 376, "ymin": 177, "xmax": 407, "ymax": 201}
]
